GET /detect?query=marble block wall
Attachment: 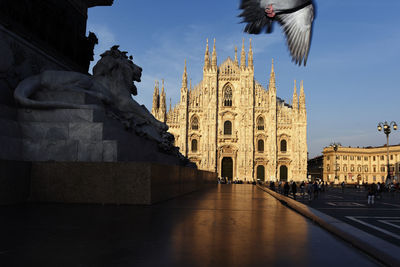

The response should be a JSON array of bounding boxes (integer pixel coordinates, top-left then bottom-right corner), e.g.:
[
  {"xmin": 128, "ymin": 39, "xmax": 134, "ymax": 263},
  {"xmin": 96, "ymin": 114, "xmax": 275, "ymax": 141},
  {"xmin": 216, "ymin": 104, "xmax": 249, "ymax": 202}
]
[{"xmin": 29, "ymin": 162, "xmax": 217, "ymax": 205}]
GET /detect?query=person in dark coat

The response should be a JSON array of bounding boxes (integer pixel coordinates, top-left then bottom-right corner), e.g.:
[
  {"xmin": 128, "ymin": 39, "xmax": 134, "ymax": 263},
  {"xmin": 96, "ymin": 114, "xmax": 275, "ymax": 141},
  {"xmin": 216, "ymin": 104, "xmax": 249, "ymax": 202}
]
[
  {"xmin": 291, "ymin": 182, "xmax": 297, "ymax": 200},
  {"xmin": 284, "ymin": 182, "xmax": 290, "ymax": 196}
]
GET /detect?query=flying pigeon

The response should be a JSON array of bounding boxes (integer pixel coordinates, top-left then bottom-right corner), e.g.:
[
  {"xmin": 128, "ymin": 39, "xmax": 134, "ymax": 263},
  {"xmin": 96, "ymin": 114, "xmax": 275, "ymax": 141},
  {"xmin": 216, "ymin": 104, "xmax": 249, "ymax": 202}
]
[{"xmin": 239, "ymin": 0, "xmax": 315, "ymax": 66}]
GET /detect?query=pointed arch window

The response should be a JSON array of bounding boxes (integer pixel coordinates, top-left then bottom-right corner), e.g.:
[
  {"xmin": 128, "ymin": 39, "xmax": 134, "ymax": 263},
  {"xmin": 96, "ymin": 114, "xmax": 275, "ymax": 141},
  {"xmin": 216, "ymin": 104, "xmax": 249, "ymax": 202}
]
[
  {"xmin": 223, "ymin": 85, "xmax": 233, "ymax": 106},
  {"xmin": 257, "ymin": 117, "xmax": 264, "ymax": 130},
  {"xmin": 280, "ymin": 140, "xmax": 287, "ymax": 152},
  {"xmin": 258, "ymin": 140, "xmax": 264, "ymax": 152},
  {"xmin": 191, "ymin": 116, "xmax": 199, "ymax": 130},
  {"xmin": 191, "ymin": 139, "xmax": 198, "ymax": 152},
  {"xmin": 224, "ymin": 121, "xmax": 232, "ymax": 135}
]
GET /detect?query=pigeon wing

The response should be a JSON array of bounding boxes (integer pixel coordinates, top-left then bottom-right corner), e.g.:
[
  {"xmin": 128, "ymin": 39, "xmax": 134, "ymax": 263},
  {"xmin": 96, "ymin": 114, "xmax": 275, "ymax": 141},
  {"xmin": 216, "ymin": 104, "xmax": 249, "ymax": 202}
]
[
  {"xmin": 239, "ymin": 0, "xmax": 273, "ymax": 34},
  {"xmin": 276, "ymin": 3, "xmax": 314, "ymax": 66}
]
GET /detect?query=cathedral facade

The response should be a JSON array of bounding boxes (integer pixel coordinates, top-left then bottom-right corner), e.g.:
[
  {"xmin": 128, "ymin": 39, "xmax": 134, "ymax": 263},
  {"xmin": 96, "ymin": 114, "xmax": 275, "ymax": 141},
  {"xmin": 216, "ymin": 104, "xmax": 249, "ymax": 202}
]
[{"xmin": 152, "ymin": 39, "xmax": 307, "ymax": 182}]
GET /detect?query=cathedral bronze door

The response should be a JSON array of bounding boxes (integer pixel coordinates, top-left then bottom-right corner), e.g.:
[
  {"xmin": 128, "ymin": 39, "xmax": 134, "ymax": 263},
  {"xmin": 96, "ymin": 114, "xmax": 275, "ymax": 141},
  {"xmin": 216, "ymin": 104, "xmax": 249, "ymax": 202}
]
[
  {"xmin": 280, "ymin": 165, "xmax": 288, "ymax": 181},
  {"xmin": 222, "ymin": 157, "xmax": 233, "ymax": 180},
  {"xmin": 257, "ymin": 165, "xmax": 265, "ymax": 181}
]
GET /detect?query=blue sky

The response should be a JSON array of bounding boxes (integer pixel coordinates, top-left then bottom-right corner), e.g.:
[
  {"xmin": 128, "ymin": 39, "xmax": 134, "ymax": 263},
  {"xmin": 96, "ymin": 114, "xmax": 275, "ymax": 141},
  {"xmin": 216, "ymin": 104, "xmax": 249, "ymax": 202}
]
[{"xmin": 87, "ymin": 0, "xmax": 400, "ymax": 158}]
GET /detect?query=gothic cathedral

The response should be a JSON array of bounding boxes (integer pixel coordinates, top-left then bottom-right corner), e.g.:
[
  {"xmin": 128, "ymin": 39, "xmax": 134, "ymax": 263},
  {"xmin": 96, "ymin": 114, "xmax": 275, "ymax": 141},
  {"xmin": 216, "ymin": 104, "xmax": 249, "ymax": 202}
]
[{"xmin": 152, "ymin": 39, "xmax": 307, "ymax": 182}]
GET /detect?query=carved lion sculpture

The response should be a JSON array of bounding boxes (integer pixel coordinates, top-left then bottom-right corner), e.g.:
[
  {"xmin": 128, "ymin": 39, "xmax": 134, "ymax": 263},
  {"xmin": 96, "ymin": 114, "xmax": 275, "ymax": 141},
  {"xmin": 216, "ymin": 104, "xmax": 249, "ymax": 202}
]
[{"xmin": 14, "ymin": 46, "xmax": 180, "ymax": 156}]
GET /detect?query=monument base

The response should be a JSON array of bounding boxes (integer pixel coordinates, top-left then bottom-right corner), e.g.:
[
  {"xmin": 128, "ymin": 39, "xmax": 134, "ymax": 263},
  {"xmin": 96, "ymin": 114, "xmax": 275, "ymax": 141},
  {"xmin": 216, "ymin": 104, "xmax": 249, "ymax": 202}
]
[{"xmin": 29, "ymin": 162, "xmax": 216, "ymax": 205}]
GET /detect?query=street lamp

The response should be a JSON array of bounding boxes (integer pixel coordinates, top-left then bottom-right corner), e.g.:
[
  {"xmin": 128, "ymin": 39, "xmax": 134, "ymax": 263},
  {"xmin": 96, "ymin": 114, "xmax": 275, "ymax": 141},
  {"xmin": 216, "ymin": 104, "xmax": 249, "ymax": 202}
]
[
  {"xmin": 330, "ymin": 142, "xmax": 341, "ymax": 182},
  {"xmin": 377, "ymin": 121, "xmax": 397, "ymax": 183}
]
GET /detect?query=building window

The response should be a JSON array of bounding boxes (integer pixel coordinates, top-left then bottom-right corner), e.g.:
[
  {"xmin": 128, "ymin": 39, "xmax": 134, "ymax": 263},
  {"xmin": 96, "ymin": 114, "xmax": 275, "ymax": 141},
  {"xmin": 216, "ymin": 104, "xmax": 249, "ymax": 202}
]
[
  {"xmin": 373, "ymin": 176, "xmax": 376, "ymax": 181},
  {"xmin": 381, "ymin": 176, "xmax": 385, "ymax": 182},
  {"xmin": 350, "ymin": 156, "xmax": 354, "ymax": 160},
  {"xmin": 364, "ymin": 156, "xmax": 368, "ymax": 161},
  {"xmin": 343, "ymin": 155, "xmax": 347, "ymax": 160},
  {"xmin": 223, "ymin": 85, "xmax": 233, "ymax": 106},
  {"xmin": 337, "ymin": 166, "xmax": 340, "ymax": 171},
  {"xmin": 224, "ymin": 121, "xmax": 232, "ymax": 135},
  {"xmin": 327, "ymin": 156, "xmax": 330, "ymax": 160},
  {"xmin": 280, "ymin": 140, "xmax": 287, "ymax": 152},
  {"xmin": 327, "ymin": 164, "xmax": 330, "ymax": 171},
  {"xmin": 373, "ymin": 166, "xmax": 376, "ymax": 172},
  {"xmin": 390, "ymin": 155, "xmax": 393, "ymax": 160},
  {"xmin": 357, "ymin": 166, "xmax": 361, "ymax": 172},
  {"xmin": 351, "ymin": 165, "xmax": 354, "ymax": 172},
  {"xmin": 257, "ymin": 117, "xmax": 264, "ymax": 130},
  {"xmin": 191, "ymin": 116, "xmax": 199, "ymax": 130},
  {"xmin": 380, "ymin": 155, "xmax": 384, "ymax": 160},
  {"xmin": 343, "ymin": 165, "xmax": 347, "ymax": 171},
  {"xmin": 373, "ymin": 156, "xmax": 376, "ymax": 161},
  {"xmin": 191, "ymin": 139, "xmax": 198, "ymax": 152},
  {"xmin": 381, "ymin": 165, "xmax": 385, "ymax": 172},
  {"xmin": 357, "ymin": 156, "xmax": 361, "ymax": 161},
  {"xmin": 336, "ymin": 155, "xmax": 340, "ymax": 160},
  {"xmin": 258, "ymin": 140, "xmax": 264, "ymax": 152},
  {"xmin": 364, "ymin": 165, "xmax": 368, "ymax": 172}
]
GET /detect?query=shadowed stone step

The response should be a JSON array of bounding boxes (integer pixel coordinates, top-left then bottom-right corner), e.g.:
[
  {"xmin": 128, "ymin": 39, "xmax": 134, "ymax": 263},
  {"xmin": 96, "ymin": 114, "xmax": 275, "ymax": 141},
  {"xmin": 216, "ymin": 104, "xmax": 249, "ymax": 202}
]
[
  {"xmin": 19, "ymin": 122, "xmax": 103, "ymax": 141},
  {"xmin": 18, "ymin": 108, "xmax": 105, "ymax": 123},
  {"xmin": 22, "ymin": 139, "xmax": 117, "ymax": 162},
  {"xmin": 22, "ymin": 139, "xmax": 79, "ymax": 161}
]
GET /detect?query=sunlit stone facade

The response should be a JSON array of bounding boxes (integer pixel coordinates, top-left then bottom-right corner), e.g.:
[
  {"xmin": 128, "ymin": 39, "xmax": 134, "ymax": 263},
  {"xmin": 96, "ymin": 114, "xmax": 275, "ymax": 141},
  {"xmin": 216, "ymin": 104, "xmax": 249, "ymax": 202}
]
[
  {"xmin": 152, "ymin": 39, "xmax": 307, "ymax": 182},
  {"xmin": 323, "ymin": 145, "xmax": 400, "ymax": 184}
]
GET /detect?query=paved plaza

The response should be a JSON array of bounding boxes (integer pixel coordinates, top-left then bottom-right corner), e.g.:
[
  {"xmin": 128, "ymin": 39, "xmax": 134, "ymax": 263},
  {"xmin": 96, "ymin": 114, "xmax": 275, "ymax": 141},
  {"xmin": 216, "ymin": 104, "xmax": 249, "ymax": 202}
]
[
  {"xmin": 0, "ymin": 184, "xmax": 380, "ymax": 266},
  {"xmin": 280, "ymin": 185, "xmax": 400, "ymax": 247}
]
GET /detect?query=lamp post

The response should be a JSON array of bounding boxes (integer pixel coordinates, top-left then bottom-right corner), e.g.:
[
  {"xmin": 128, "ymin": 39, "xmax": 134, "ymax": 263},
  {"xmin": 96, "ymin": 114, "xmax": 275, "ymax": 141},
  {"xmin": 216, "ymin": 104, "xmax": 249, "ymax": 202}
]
[
  {"xmin": 377, "ymin": 121, "xmax": 397, "ymax": 183},
  {"xmin": 330, "ymin": 142, "xmax": 341, "ymax": 182}
]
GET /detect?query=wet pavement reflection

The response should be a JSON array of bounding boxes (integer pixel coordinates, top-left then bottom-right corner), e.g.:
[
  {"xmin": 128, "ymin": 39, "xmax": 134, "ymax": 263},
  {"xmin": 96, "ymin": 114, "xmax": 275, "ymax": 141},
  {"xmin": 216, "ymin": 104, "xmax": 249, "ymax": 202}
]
[{"xmin": 0, "ymin": 184, "xmax": 380, "ymax": 266}]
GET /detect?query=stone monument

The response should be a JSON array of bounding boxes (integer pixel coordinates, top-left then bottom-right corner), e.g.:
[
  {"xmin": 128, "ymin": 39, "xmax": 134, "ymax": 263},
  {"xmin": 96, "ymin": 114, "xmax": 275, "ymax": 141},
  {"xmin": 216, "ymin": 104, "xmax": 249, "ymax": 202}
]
[{"xmin": 0, "ymin": 0, "xmax": 214, "ymax": 205}]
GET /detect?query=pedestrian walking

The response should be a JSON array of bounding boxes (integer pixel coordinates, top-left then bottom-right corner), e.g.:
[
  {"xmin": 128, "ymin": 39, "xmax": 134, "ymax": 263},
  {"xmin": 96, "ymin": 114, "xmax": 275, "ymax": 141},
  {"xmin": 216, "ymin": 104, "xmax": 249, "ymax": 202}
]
[
  {"xmin": 307, "ymin": 182, "xmax": 313, "ymax": 201},
  {"xmin": 284, "ymin": 182, "xmax": 290, "ymax": 196},
  {"xmin": 291, "ymin": 181, "xmax": 297, "ymax": 200},
  {"xmin": 300, "ymin": 181, "xmax": 305, "ymax": 199},
  {"xmin": 313, "ymin": 181, "xmax": 319, "ymax": 200},
  {"xmin": 367, "ymin": 186, "xmax": 375, "ymax": 206}
]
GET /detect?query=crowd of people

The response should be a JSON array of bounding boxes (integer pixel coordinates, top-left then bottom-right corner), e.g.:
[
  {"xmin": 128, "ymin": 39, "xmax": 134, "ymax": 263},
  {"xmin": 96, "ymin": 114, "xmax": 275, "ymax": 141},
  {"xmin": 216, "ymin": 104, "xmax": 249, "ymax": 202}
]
[
  {"xmin": 268, "ymin": 180, "xmax": 328, "ymax": 201},
  {"xmin": 266, "ymin": 179, "xmax": 400, "ymax": 205}
]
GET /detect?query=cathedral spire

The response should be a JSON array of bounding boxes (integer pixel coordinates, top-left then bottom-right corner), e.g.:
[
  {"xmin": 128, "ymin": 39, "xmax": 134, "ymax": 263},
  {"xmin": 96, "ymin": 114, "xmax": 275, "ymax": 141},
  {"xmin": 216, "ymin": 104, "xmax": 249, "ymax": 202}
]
[
  {"xmin": 204, "ymin": 38, "xmax": 210, "ymax": 70},
  {"xmin": 269, "ymin": 59, "xmax": 276, "ymax": 90},
  {"xmin": 182, "ymin": 59, "xmax": 188, "ymax": 89},
  {"xmin": 151, "ymin": 80, "xmax": 160, "ymax": 117},
  {"xmin": 299, "ymin": 80, "xmax": 306, "ymax": 111},
  {"xmin": 240, "ymin": 38, "xmax": 246, "ymax": 68},
  {"xmin": 234, "ymin": 46, "xmax": 239, "ymax": 66},
  {"xmin": 169, "ymin": 97, "xmax": 172, "ymax": 112},
  {"xmin": 160, "ymin": 79, "xmax": 166, "ymax": 122},
  {"xmin": 248, "ymin": 38, "xmax": 253, "ymax": 69},
  {"xmin": 212, "ymin": 38, "xmax": 217, "ymax": 69},
  {"xmin": 293, "ymin": 80, "xmax": 298, "ymax": 110}
]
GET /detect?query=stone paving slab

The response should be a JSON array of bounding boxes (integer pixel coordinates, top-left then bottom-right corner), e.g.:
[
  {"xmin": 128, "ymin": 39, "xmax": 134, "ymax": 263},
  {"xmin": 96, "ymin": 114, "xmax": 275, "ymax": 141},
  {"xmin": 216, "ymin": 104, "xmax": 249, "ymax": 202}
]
[
  {"xmin": 0, "ymin": 185, "xmax": 381, "ymax": 266},
  {"xmin": 257, "ymin": 185, "xmax": 400, "ymax": 267}
]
